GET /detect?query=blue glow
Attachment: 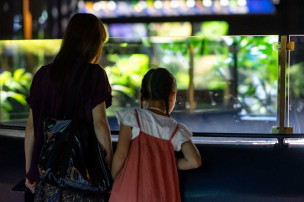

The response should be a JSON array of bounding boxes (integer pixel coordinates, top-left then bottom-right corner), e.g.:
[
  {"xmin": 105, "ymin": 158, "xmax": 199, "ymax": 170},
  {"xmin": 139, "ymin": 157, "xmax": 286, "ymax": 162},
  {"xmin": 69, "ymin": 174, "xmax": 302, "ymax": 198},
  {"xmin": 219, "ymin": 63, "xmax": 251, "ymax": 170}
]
[
  {"xmin": 79, "ymin": 0, "xmax": 276, "ymax": 18},
  {"xmin": 247, "ymin": 0, "xmax": 276, "ymax": 14}
]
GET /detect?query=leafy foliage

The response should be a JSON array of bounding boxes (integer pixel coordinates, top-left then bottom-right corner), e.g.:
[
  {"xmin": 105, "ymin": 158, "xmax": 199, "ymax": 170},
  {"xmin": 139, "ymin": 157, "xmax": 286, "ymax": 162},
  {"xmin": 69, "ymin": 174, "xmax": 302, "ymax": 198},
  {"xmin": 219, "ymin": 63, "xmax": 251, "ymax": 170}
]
[
  {"xmin": 105, "ymin": 54, "xmax": 149, "ymax": 99},
  {"xmin": 149, "ymin": 35, "xmax": 278, "ymax": 114},
  {"xmin": 235, "ymin": 36, "xmax": 278, "ymax": 114},
  {"xmin": 0, "ymin": 35, "xmax": 279, "ymax": 121},
  {"xmin": 0, "ymin": 69, "xmax": 33, "ymax": 120}
]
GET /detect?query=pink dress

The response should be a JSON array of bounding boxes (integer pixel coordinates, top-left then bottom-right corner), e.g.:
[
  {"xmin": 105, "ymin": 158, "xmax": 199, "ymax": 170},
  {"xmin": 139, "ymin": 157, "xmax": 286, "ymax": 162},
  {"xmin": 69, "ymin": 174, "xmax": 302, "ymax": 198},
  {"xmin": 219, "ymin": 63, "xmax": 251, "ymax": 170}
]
[{"xmin": 109, "ymin": 110, "xmax": 181, "ymax": 202}]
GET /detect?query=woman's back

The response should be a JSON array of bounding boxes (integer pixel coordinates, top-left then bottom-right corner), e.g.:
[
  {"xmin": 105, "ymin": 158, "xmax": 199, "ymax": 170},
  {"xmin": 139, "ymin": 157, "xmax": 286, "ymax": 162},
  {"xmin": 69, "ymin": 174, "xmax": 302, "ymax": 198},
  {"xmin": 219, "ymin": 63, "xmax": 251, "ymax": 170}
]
[
  {"xmin": 26, "ymin": 60, "xmax": 112, "ymax": 180},
  {"xmin": 29, "ymin": 61, "xmax": 111, "ymax": 120}
]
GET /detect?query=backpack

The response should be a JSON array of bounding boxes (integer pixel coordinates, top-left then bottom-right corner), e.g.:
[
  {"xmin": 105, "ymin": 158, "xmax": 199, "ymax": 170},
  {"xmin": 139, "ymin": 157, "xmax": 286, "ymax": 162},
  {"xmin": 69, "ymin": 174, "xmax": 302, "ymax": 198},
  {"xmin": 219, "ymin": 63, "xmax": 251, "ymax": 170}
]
[{"xmin": 38, "ymin": 117, "xmax": 112, "ymax": 194}]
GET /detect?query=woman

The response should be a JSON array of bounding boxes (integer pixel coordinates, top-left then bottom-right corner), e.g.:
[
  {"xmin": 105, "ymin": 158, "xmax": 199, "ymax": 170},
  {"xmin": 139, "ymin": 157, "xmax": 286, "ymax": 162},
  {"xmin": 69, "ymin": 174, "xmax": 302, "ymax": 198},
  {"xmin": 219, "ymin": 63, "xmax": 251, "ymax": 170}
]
[{"xmin": 24, "ymin": 13, "xmax": 112, "ymax": 201}]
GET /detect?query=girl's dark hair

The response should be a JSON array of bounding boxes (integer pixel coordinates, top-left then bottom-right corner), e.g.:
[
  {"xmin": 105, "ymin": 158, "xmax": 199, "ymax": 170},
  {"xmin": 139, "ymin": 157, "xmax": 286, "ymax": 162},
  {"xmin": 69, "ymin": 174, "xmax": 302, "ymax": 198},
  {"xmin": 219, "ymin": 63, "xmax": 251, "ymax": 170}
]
[
  {"xmin": 51, "ymin": 13, "xmax": 107, "ymax": 82},
  {"xmin": 140, "ymin": 68, "xmax": 177, "ymax": 116}
]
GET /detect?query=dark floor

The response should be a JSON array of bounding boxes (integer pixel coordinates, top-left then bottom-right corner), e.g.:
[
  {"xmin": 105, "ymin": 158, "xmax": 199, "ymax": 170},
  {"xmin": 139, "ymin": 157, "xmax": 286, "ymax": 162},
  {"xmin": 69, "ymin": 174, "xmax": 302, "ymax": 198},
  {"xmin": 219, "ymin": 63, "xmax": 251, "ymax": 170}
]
[{"xmin": 0, "ymin": 135, "xmax": 25, "ymax": 201}]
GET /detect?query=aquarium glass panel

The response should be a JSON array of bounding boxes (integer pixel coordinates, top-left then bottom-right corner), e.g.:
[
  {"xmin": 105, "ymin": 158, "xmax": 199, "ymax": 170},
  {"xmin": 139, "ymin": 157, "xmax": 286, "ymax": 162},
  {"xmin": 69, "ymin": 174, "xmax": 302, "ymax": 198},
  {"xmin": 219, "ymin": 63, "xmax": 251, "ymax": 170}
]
[
  {"xmin": 0, "ymin": 35, "xmax": 279, "ymax": 134},
  {"xmin": 287, "ymin": 35, "xmax": 304, "ymax": 133}
]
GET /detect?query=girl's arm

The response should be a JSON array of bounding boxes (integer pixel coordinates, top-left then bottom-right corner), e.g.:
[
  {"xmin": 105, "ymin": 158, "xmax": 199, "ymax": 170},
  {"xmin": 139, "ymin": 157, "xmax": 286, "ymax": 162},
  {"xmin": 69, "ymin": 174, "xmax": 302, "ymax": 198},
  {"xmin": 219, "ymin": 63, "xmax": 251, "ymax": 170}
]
[
  {"xmin": 177, "ymin": 140, "xmax": 202, "ymax": 170},
  {"xmin": 24, "ymin": 109, "xmax": 37, "ymax": 191},
  {"xmin": 92, "ymin": 102, "xmax": 113, "ymax": 165},
  {"xmin": 111, "ymin": 123, "xmax": 132, "ymax": 180}
]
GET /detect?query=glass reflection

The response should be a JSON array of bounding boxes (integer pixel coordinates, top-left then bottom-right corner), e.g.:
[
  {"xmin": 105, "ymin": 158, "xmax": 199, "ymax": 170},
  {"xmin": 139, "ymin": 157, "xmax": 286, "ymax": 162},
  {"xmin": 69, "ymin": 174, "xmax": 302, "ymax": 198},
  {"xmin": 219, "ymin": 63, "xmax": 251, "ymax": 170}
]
[
  {"xmin": 288, "ymin": 35, "xmax": 304, "ymax": 133},
  {"xmin": 0, "ymin": 35, "xmax": 278, "ymax": 134}
]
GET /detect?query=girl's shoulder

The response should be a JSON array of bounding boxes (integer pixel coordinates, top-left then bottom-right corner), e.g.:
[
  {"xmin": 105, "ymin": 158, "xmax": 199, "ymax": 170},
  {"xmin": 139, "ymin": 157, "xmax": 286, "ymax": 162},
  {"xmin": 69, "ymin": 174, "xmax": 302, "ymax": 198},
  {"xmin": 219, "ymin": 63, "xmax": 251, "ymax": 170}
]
[
  {"xmin": 171, "ymin": 123, "xmax": 193, "ymax": 151},
  {"xmin": 176, "ymin": 123, "xmax": 193, "ymax": 138},
  {"xmin": 116, "ymin": 108, "xmax": 173, "ymax": 128},
  {"xmin": 116, "ymin": 108, "xmax": 136, "ymax": 118},
  {"xmin": 116, "ymin": 108, "xmax": 138, "ymax": 128},
  {"xmin": 116, "ymin": 108, "xmax": 155, "ymax": 119},
  {"xmin": 178, "ymin": 123, "xmax": 192, "ymax": 136},
  {"xmin": 116, "ymin": 108, "xmax": 192, "ymax": 137}
]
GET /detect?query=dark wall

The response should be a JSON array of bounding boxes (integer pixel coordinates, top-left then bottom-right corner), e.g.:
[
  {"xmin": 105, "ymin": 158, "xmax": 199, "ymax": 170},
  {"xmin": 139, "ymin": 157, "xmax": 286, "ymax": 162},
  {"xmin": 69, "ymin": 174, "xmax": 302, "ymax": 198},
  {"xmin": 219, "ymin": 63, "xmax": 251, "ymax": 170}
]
[
  {"xmin": 0, "ymin": 1, "xmax": 18, "ymax": 39},
  {"xmin": 91, "ymin": 0, "xmax": 304, "ymax": 36},
  {"xmin": 275, "ymin": 0, "xmax": 304, "ymax": 35},
  {"xmin": 3, "ymin": 133, "xmax": 304, "ymax": 201},
  {"xmin": 180, "ymin": 143, "xmax": 304, "ymax": 201},
  {"xmin": 2, "ymin": 0, "xmax": 304, "ymax": 40}
]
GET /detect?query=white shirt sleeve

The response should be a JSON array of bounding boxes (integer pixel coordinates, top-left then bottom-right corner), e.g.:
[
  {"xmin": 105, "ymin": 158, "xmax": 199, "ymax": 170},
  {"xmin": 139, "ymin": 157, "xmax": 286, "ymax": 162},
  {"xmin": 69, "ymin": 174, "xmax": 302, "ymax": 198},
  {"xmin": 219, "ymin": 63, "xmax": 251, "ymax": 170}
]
[
  {"xmin": 116, "ymin": 109, "xmax": 141, "ymax": 139},
  {"xmin": 171, "ymin": 123, "xmax": 193, "ymax": 151},
  {"xmin": 116, "ymin": 109, "xmax": 138, "ymax": 128},
  {"xmin": 116, "ymin": 109, "xmax": 193, "ymax": 147}
]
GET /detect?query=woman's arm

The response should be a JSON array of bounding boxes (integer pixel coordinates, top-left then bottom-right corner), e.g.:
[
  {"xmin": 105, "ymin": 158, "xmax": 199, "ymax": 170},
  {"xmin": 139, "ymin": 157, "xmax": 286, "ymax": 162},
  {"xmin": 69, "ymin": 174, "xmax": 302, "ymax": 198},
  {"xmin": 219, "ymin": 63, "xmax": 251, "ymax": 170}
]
[
  {"xmin": 92, "ymin": 102, "xmax": 113, "ymax": 165},
  {"xmin": 111, "ymin": 123, "xmax": 132, "ymax": 180},
  {"xmin": 177, "ymin": 140, "xmax": 202, "ymax": 170},
  {"xmin": 24, "ymin": 109, "xmax": 36, "ymax": 191}
]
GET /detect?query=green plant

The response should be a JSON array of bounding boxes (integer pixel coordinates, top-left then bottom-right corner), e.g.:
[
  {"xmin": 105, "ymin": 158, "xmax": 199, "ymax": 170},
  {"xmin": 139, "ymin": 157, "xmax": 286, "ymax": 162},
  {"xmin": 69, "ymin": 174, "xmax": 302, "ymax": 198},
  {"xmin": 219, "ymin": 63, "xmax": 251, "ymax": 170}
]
[
  {"xmin": 289, "ymin": 62, "xmax": 304, "ymax": 98},
  {"xmin": 150, "ymin": 35, "xmax": 278, "ymax": 114},
  {"xmin": 105, "ymin": 53, "xmax": 149, "ymax": 100},
  {"xmin": 0, "ymin": 68, "xmax": 33, "ymax": 120},
  {"xmin": 234, "ymin": 36, "xmax": 278, "ymax": 114}
]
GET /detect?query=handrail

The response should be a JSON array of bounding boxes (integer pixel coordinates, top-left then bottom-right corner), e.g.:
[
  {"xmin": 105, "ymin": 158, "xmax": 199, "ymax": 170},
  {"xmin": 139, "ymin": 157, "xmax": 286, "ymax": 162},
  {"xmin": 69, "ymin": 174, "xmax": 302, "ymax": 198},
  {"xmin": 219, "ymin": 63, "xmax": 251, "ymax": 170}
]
[
  {"xmin": 111, "ymin": 130, "xmax": 304, "ymax": 138},
  {"xmin": 0, "ymin": 125, "xmax": 25, "ymax": 130},
  {"xmin": 2, "ymin": 126, "xmax": 304, "ymax": 139}
]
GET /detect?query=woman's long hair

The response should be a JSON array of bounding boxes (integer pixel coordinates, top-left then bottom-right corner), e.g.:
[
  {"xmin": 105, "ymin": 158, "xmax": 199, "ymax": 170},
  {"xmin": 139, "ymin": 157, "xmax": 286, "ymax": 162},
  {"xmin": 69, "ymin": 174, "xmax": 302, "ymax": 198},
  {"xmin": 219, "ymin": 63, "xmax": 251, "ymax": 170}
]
[{"xmin": 51, "ymin": 13, "xmax": 107, "ymax": 83}]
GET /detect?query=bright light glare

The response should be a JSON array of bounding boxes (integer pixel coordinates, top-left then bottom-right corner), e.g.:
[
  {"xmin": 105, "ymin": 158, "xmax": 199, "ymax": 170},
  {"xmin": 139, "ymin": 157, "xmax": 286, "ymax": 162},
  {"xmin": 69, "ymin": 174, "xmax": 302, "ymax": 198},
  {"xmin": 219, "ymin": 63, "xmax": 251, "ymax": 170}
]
[
  {"xmin": 139, "ymin": 1, "xmax": 147, "ymax": 9},
  {"xmin": 108, "ymin": 1, "xmax": 117, "ymax": 10},
  {"xmin": 238, "ymin": 0, "xmax": 247, "ymax": 6},
  {"xmin": 135, "ymin": 2, "xmax": 146, "ymax": 12},
  {"xmin": 170, "ymin": 0, "xmax": 179, "ymax": 8},
  {"xmin": 78, "ymin": 1, "xmax": 85, "ymax": 9},
  {"xmin": 186, "ymin": 0, "xmax": 196, "ymax": 8},
  {"xmin": 39, "ymin": 10, "xmax": 48, "ymax": 24},
  {"xmin": 93, "ymin": 2, "xmax": 102, "ymax": 11},
  {"xmin": 154, "ymin": 0, "xmax": 163, "ymax": 9},
  {"xmin": 134, "ymin": 5, "xmax": 142, "ymax": 12},
  {"xmin": 203, "ymin": 0, "xmax": 212, "ymax": 7},
  {"xmin": 220, "ymin": 0, "xmax": 229, "ymax": 6}
]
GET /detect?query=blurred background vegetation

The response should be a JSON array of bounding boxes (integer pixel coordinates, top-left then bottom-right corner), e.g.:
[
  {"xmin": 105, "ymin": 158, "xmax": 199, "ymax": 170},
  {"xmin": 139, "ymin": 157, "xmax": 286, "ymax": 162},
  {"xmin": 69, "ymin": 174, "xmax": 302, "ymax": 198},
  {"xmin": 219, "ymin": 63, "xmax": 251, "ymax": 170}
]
[
  {"xmin": 0, "ymin": 34, "xmax": 278, "ymax": 121},
  {"xmin": 0, "ymin": 21, "xmax": 280, "ymax": 122}
]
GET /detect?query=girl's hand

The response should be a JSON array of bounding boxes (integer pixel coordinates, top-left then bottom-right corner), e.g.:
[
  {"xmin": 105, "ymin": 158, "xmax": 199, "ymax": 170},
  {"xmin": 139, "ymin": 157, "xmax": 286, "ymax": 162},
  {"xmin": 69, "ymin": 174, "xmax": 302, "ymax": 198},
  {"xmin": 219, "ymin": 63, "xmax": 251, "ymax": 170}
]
[{"xmin": 25, "ymin": 178, "xmax": 36, "ymax": 194}]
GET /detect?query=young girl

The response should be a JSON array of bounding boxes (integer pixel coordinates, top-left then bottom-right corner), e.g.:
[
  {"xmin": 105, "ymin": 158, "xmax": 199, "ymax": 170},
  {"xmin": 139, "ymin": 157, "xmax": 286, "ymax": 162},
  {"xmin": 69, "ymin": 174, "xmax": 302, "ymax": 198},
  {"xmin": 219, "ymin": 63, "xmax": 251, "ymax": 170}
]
[{"xmin": 109, "ymin": 68, "xmax": 202, "ymax": 202}]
